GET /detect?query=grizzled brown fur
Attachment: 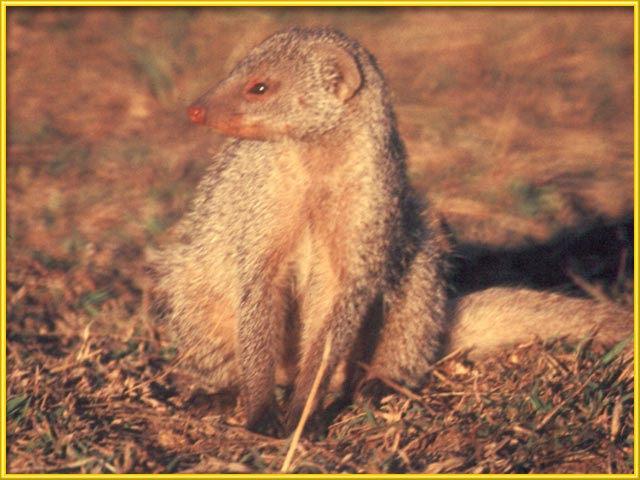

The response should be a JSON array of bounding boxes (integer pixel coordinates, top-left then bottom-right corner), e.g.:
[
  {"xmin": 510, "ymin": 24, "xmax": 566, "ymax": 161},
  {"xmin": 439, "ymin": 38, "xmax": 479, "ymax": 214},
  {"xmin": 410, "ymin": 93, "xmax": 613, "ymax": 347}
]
[{"xmin": 152, "ymin": 28, "xmax": 632, "ymax": 435}]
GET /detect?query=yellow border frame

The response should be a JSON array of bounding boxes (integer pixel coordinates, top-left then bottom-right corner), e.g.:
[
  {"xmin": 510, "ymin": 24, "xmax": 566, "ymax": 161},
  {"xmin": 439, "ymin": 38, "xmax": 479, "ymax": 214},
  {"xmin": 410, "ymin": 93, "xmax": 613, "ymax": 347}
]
[
  {"xmin": 0, "ymin": 2, "xmax": 637, "ymax": 479},
  {"xmin": 1, "ymin": 0, "xmax": 5, "ymax": 477},
  {"xmin": 0, "ymin": 1, "xmax": 637, "ymax": 4}
]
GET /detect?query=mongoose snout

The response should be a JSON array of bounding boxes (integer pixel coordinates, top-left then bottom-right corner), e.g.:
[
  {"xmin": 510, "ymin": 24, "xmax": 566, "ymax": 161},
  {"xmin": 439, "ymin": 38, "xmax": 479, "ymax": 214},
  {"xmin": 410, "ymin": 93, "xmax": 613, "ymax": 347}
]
[{"xmin": 188, "ymin": 104, "xmax": 206, "ymax": 124}]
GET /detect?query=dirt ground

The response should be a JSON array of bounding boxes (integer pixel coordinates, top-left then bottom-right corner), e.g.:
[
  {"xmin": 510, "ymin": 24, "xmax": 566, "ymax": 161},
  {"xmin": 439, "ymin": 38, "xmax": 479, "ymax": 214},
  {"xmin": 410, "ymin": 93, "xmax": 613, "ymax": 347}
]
[{"xmin": 5, "ymin": 6, "xmax": 635, "ymax": 474}]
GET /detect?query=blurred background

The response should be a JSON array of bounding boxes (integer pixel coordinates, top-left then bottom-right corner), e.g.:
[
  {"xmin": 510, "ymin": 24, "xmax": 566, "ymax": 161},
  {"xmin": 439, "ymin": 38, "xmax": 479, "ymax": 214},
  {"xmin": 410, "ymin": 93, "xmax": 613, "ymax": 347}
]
[
  {"xmin": 7, "ymin": 6, "xmax": 634, "ymax": 270},
  {"xmin": 5, "ymin": 7, "xmax": 635, "ymax": 473}
]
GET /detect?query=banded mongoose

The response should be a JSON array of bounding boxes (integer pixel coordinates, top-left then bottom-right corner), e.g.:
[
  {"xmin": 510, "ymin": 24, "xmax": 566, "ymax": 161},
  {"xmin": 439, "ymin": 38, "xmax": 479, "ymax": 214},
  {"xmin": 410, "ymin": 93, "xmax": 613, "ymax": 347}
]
[{"xmin": 152, "ymin": 27, "xmax": 633, "ymax": 435}]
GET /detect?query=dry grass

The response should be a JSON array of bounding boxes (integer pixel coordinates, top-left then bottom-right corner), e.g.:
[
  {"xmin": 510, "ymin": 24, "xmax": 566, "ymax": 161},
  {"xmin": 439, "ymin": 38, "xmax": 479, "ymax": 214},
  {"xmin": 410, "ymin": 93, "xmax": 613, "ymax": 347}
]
[{"xmin": 5, "ymin": 6, "xmax": 635, "ymax": 474}]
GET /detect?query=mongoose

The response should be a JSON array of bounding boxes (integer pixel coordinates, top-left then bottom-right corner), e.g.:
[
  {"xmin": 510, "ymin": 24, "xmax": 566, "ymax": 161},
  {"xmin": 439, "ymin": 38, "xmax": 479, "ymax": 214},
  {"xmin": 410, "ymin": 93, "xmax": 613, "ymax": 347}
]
[{"xmin": 152, "ymin": 27, "xmax": 633, "ymax": 435}]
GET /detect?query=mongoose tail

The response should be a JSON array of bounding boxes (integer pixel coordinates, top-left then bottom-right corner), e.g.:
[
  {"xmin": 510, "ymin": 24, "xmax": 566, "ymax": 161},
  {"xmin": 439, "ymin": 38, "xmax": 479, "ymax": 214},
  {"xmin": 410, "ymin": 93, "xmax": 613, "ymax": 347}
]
[{"xmin": 446, "ymin": 287, "xmax": 634, "ymax": 359}]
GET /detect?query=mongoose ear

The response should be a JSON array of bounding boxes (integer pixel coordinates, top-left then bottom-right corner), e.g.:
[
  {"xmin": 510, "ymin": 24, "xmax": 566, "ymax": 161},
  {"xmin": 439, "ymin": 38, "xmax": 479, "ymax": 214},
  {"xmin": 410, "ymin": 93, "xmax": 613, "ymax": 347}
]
[{"xmin": 318, "ymin": 44, "xmax": 362, "ymax": 103}]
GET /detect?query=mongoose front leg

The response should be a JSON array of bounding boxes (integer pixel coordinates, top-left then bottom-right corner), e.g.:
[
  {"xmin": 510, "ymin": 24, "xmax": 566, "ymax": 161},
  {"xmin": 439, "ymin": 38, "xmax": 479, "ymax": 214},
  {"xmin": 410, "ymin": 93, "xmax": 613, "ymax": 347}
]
[
  {"xmin": 236, "ymin": 281, "xmax": 283, "ymax": 433},
  {"xmin": 366, "ymin": 228, "xmax": 448, "ymax": 390},
  {"xmin": 285, "ymin": 283, "xmax": 379, "ymax": 434}
]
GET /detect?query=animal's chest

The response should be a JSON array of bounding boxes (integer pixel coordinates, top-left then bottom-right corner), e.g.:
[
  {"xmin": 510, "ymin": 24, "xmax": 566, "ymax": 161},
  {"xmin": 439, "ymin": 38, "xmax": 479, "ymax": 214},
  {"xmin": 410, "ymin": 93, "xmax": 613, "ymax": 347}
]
[
  {"xmin": 267, "ymin": 144, "xmax": 373, "ymax": 281},
  {"xmin": 269, "ymin": 145, "xmax": 363, "ymax": 233}
]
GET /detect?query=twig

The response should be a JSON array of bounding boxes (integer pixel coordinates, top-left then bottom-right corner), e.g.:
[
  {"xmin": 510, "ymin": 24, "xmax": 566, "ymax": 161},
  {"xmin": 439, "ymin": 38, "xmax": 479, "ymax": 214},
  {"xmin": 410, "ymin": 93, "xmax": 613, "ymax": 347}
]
[
  {"xmin": 567, "ymin": 270, "xmax": 609, "ymax": 304},
  {"xmin": 281, "ymin": 332, "xmax": 332, "ymax": 473},
  {"xmin": 610, "ymin": 395, "xmax": 623, "ymax": 442},
  {"xmin": 534, "ymin": 370, "xmax": 597, "ymax": 432},
  {"xmin": 357, "ymin": 361, "xmax": 422, "ymax": 402}
]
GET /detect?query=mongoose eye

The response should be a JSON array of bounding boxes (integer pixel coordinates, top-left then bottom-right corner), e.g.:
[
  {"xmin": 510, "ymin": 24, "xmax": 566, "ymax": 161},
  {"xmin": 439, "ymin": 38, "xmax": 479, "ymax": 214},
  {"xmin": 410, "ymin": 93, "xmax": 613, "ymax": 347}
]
[{"xmin": 247, "ymin": 82, "xmax": 269, "ymax": 95}]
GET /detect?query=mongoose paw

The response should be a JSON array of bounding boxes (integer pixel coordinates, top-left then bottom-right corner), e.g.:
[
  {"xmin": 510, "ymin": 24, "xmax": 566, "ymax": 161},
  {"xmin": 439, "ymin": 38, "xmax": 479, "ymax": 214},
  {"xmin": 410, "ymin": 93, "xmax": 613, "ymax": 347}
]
[
  {"xmin": 283, "ymin": 404, "xmax": 304, "ymax": 437},
  {"xmin": 283, "ymin": 407, "xmax": 326, "ymax": 439},
  {"xmin": 354, "ymin": 377, "xmax": 396, "ymax": 408},
  {"xmin": 245, "ymin": 403, "xmax": 284, "ymax": 437},
  {"xmin": 183, "ymin": 388, "xmax": 238, "ymax": 417}
]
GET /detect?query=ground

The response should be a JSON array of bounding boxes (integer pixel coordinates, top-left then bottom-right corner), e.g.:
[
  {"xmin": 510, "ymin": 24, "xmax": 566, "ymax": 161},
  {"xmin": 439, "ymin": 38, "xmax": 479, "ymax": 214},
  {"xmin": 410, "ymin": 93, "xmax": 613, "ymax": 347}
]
[{"xmin": 4, "ymin": 6, "xmax": 635, "ymax": 474}]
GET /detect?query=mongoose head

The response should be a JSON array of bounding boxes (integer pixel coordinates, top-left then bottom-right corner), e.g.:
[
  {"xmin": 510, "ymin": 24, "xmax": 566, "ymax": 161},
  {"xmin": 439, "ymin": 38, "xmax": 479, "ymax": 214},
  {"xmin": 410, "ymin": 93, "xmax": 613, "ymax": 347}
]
[{"xmin": 188, "ymin": 28, "xmax": 385, "ymax": 140}]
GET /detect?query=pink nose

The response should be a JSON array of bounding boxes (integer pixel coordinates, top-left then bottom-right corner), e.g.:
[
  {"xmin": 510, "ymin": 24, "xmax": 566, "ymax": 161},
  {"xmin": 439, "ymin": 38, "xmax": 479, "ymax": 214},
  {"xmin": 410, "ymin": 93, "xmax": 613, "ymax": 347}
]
[{"xmin": 188, "ymin": 105, "xmax": 206, "ymax": 124}]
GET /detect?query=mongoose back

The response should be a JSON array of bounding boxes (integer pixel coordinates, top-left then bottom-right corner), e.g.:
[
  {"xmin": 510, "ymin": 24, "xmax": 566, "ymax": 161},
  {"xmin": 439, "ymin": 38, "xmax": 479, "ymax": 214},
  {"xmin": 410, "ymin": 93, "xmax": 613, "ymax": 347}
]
[{"xmin": 153, "ymin": 27, "xmax": 633, "ymax": 435}]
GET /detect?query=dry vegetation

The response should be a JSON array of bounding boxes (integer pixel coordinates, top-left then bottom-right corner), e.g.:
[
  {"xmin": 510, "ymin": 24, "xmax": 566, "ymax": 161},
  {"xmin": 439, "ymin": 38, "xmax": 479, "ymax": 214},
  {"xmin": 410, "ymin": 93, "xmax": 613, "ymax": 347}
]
[{"xmin": 5, "ymin": 7, "xmax": 635, "ymax": 474}]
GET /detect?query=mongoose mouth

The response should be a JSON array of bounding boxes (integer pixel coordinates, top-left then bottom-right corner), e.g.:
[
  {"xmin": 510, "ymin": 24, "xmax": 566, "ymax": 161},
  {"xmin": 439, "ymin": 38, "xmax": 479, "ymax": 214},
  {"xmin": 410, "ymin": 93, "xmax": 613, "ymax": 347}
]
[
  {"xmin": 209, "ymin": 117, "xmax": 272, "ymax": 139},
  {"xmin": 188, "ymin": 106, "xmax": 283, "ymax": 140}
]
